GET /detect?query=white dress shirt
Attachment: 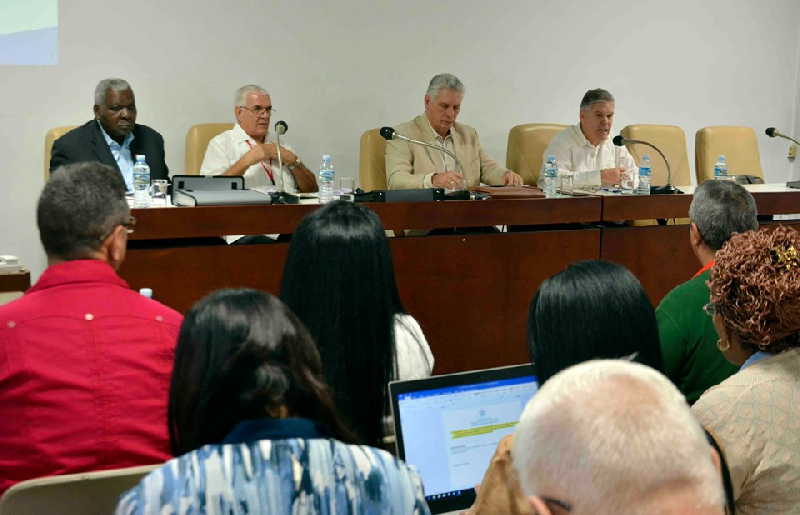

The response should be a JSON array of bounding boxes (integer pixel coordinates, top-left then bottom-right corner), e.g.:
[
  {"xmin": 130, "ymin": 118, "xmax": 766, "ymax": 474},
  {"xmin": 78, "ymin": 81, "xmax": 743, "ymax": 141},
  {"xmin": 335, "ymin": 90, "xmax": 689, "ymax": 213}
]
[
  {"xmin": 540, "ymin": 124, "xmax": 638, "ymax": 188},
  {"xmin": 201, "ymin": 123, "xmax": 299, "ymax": 194},
  {"xmin": 420, "ymin": 118, "xmax": 456, "ymax": 188}
]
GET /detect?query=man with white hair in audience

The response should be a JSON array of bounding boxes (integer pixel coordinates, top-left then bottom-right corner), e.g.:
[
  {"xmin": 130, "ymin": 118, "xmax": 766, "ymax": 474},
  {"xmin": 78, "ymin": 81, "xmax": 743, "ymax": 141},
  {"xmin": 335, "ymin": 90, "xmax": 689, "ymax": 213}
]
[
  {"xmin": 385, "ymin": 73, "xmax": 523, "ymax": 190},
  {"xmin": 513, "ymin": 360, "xmax": 725, "ymax": 515},
  {"xmin": 201, "ymin": 84, "xmax": 316, "ymax": 194}
]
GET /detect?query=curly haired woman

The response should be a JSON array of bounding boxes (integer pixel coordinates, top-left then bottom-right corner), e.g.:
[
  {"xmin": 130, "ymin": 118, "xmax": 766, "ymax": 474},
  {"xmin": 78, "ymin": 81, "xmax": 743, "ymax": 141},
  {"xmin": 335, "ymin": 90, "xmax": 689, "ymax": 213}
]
[{"xmin": 693, "ymin": 225, "xmax": 800, "ymax": 514}]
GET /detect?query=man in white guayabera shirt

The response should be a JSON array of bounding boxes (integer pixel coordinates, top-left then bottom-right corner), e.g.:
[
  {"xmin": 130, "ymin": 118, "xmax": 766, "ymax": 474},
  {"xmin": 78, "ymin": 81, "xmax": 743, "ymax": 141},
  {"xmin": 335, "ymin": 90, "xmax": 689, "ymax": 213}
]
[
  {"xmin": 201, "ymin": 84, "xmax": 317, "ymax": 195},
  {"xmin": 540, "ymin": 88, "xmax": 638, "ymax": 189},
  {"xmin": 201, "ymin": 84, "xmax": 317, "ymax": 244}
]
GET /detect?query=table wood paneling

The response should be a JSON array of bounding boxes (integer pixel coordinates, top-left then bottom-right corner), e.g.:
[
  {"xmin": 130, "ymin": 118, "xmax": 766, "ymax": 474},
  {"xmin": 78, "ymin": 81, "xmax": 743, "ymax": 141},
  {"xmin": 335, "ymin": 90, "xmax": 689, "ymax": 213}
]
[
  {"xmin": 130, "ymin": 197, "xmax": 602, "ymax": 240},
  {"xmin": 0, "ymin": 270, "xmax": 31, "ymax": 292},
  {"xmin": 122, "ymin": 228, "xmax": 601, "ymax": 374}
]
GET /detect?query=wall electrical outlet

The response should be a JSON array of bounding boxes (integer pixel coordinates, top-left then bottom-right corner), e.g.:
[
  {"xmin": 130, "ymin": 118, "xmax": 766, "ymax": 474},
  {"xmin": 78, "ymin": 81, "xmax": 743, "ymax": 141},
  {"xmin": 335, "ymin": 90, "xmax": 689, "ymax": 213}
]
[{"xmin": 789, "ymin": 144, "xmax": 797, "ymax": 161}]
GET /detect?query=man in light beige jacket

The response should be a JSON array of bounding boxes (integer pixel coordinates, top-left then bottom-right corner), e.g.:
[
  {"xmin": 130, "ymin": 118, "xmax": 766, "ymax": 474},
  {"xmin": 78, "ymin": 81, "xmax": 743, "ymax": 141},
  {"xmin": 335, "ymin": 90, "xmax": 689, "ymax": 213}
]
[{"xmin": 385, "ymin": 73, "xmax": 522, "ymax": 190}]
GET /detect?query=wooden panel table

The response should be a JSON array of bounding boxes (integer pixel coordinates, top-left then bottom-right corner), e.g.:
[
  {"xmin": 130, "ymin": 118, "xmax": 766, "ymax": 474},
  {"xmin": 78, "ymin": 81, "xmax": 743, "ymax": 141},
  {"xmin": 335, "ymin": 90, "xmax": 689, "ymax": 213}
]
[
  {"xmin": 601, "ymin": 184, "xmax": 800, "ymax": 304},
  {"xmin": 124, "ymin": 197, "xmax": 602, "ymax": 374},
  {"xmin": 0, "ymin": 270, "xmax": 30, "ymax": 293}
]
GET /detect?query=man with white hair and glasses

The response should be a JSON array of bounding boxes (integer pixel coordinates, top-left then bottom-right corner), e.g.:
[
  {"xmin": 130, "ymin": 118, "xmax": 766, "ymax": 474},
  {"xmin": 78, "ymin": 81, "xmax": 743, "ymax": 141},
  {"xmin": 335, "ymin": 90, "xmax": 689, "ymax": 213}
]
[
  {"xmin": 385, "ymin": 73, "xmax": 522, "ymax": 190},
  {"xmin": 513, "ymin": 360, "xmax": 725, "ymax": 514},
  {"xmin": 201, "ymin": 84, "xmax": 316, "ymax": 194}
]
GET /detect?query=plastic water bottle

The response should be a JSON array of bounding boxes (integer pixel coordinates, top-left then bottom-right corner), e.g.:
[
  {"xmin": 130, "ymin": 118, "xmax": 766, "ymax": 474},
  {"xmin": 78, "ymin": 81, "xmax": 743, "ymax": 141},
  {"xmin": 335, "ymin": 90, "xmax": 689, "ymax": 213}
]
[
  {"xmin": 638, "ymin": 154, "xmax": 652, "ymax": 195},
  {"xmin": 318, "ymin": 154, "xmax": 335, "ymax": 203},
  {"xmin": 543, "ymin": 155, "xmax": 558, "ymax": 198},
  {"xmin": 714, "ymin": 155, "xmax": 728, "ymax": 180},
  {"xmin": 132, "ymin": 155, "xmax": 151, "ymax": 207}
]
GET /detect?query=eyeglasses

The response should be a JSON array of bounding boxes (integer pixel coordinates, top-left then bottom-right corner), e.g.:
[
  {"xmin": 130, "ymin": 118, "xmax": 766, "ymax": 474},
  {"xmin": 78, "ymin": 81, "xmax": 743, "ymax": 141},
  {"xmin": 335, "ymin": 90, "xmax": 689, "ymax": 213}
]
[
  {"xmin": 703, "ymin": 302, "xmax": 717, "ymax": 317},
  {"xmin": 98, "ymin": 215, "xmax": 136, "ymax": 241},
  {"xmin": 239, "ymin": 105, "xmax": 274, "ymax": 117}
]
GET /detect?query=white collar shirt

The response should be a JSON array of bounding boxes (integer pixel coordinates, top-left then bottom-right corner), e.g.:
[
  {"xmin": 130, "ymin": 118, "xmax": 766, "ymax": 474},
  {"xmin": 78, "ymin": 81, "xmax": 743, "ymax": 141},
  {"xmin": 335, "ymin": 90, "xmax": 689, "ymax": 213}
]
[
  {"xmin": 420, "ymin": 118, "xmax": 456, "ymax": 188},
  {"xmin": 200, "ymin": 123, "xmax": 298, "ymax": 194},
  {"xmin": 540, "ymin": 124, "xmax": 638, "ymax": 188}
]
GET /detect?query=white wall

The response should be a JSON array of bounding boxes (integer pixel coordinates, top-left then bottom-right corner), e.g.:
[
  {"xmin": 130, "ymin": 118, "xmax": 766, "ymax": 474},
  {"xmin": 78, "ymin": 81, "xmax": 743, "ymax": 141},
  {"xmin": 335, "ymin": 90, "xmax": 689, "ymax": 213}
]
[{"xmin": 2, "ymin": 0, "xmax": 799, "ymax": 279}]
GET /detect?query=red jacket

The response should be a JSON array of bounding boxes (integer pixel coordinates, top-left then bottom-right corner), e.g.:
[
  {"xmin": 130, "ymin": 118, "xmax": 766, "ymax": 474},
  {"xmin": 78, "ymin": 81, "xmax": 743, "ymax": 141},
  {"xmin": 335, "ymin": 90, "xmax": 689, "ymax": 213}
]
[{"xmin": 0, "ymin": 260, "xmax": 182, "ymax": 493}]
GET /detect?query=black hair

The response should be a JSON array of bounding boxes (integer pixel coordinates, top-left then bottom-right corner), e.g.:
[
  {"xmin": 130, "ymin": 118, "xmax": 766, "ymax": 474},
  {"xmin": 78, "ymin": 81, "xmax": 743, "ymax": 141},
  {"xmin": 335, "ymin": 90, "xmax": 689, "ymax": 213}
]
[
  {"xmin": 528, "ymin": 260, "xmax": 663, "ymax": 385},
  {"xmin": 168, "ymin": 289, "xmax": 356, "ymax": 455},
  {"xmin": 37, "ymin": 161, "xmax": 129, "ymax": 259},
  {"xmin": 280, "ymin": 201, "xmax": 404, "ymax": 447}
]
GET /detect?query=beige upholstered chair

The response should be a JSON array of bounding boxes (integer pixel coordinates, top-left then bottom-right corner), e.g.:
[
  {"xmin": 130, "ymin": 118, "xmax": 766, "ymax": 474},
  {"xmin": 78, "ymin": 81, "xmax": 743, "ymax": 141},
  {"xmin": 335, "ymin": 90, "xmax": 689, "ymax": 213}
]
[
  {"xmin": 359, "ymin": 128, "xmax": 387, "ymax": 191},
  {"xmin": 621, "ymin": 125, "xmax": 691, "ymax": 188},
  {"xmin": 506, "ymin": 124, "xmax": 568, "ymax": 185},
  {"xmin": 44, "ymin": 125, "xmax": 78, "ymax": 180},
  {"xmin": 0, "ymin": 464, "xmax": 159, "ymax": 515},
  {"xmin": 184, "ymin": 123, "xmax": 234, "ymax": 174},
  {"xmin": 695, "ymin": 126, "xmax": 764, "ymax": 183}
]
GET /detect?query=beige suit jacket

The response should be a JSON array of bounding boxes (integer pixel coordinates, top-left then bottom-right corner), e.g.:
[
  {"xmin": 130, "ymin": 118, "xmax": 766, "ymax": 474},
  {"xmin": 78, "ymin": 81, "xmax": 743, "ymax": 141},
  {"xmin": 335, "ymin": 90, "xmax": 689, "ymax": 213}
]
[{"xmin": 385, "ymin": 115, "xmax": 508, "ymax": 189}]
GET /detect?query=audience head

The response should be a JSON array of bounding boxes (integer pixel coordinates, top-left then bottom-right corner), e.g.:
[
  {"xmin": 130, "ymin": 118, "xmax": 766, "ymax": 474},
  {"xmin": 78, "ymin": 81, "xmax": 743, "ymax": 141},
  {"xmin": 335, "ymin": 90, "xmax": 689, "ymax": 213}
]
[
  {"xmin": 168, "ymin": 289, "xmax": 354, "ymax": 455},
  {"xmin": 528, "ymin": 260, "xmax": 663, "ymax": 385},
  {"xmin": 514, "ymin": 360, "xmax": 725, "ymax": 515},
  {"xmin": 709, "ymin": 225, "xmax": 800, "ymax": 364},
  {"xmin": 689, "ymin": 180, "xmax": 758, "ymax": 260},
  {"xmin": 37, "ymin": 161, "xmax": 132, "ymax": 268},
  {"xmin": 280, "ymin": 201, "xmax": 404, "ymax": 446},
  {"xmin": 93, "ymin": 78, "xmax": 136, "ymax": 142},
  {"xmin": 234, "ymin": 84, "xmax": 271, "ymax": 142},
  {"xmin": 424, "ymin": 73, "xmax": 465, "ymax": 137},
  {"xmin": 578, "ymin": 88, "xmax": 615, "ymax": 145}
]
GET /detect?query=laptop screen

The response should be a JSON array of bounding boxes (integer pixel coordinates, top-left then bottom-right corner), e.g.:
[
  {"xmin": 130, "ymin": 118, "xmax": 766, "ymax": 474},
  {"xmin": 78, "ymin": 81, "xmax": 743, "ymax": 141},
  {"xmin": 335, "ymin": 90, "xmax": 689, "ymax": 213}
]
[{"xmin": 390, "ymin": 365, "xmax": 538, "ymax": 512}]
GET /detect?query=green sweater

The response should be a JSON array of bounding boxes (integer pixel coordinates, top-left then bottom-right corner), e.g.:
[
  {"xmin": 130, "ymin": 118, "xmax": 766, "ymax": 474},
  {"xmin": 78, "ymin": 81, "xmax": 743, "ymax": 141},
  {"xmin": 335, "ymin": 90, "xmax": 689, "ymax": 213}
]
[{"xmin": 656, "ymin": 269, "xmax": 738, "ymax": 404}]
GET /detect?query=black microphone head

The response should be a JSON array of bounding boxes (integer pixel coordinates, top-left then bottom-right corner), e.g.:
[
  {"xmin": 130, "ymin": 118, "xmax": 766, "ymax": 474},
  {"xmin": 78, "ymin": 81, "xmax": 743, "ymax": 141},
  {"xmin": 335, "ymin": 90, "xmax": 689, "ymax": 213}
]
[
  {"xmin": 379, "ymin": 126, "xmax": 396, "ymax": 141},
  {"xmin": 275, "ymin": 120, "xmax": 288, "ymax": 135},
  {"xmin": 612, "ymin": 135, "xmax": 624, "ymax": 146},
  {"xmin": 766, "ymin": 127, "xmax": 777, "ymax": 137}
]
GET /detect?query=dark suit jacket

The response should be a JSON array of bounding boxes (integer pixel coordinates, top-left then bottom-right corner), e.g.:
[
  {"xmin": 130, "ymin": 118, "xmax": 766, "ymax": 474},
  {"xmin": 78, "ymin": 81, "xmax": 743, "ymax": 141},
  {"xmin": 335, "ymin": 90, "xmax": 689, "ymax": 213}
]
[{"xmin": 49, "ymin": 120, "xmax": 169, "ymax": 180}]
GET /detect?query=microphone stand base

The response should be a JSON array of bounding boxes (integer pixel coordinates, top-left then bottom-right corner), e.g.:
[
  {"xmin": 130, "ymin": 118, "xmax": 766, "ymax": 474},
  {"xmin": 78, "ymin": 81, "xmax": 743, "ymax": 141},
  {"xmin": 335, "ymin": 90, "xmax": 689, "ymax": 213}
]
[
  {"xmin": 269, "ymin": 191, "xmax": 299, "ymax": 204},
  {"xmin": 650, "ymin": 185, "xmax": 682, "ymax": 195}
]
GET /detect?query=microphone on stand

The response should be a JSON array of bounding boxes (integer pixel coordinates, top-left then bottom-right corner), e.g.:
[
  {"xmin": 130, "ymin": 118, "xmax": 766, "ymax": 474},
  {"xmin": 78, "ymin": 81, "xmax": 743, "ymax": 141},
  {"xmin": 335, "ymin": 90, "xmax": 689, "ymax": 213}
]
[
  {"xmin": 380, "ymin": 126, "xmax": 465, "ymax": 179},
  {"xmin": 274, "ymin": 120, "xmax": 288, "ymax": 192},
  {"xmin": 765, "ymin": 127, "xmax": 800, "ymax": 146},
  {"xmin": 768, "ymin": 128, "xmax": 800, "ymax": 189},
  {"xmin": 271, "ymin": 120, "xmax": 298, "ymax": 204},
  {"xmin": 613, "ymin": 134, "xmax": 680, "ymax": 194}
]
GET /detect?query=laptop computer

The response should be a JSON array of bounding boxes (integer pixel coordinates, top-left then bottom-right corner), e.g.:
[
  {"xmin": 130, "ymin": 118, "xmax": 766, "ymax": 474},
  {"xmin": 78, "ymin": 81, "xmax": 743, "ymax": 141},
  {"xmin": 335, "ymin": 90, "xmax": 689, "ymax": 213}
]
[{"xmin": 389, "ymin": 364, "xmax": 538, "ymax": 514}]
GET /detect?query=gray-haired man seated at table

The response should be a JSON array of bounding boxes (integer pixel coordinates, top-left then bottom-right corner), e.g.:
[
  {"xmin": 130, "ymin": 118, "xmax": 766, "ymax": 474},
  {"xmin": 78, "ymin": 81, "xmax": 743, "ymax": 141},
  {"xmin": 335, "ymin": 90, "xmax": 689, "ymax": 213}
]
[
  {"xmin": 385, "ymin": 73, "xmax": 522, "ymax": 190},
  {"xmin": 540, "ymin": 88, "xmax": 637, "ymax": 189}
]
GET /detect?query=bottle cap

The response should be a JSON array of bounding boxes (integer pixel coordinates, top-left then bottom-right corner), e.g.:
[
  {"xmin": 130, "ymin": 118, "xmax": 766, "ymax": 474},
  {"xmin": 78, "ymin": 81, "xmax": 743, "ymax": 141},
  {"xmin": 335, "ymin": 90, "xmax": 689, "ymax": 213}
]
[
  {"xmin": 135, "ymin": 154, "xmax": 146, "ymax": 162},
  {"xmin": 139, "ymin": 287, "xmax": 153, "ymax": 298}
]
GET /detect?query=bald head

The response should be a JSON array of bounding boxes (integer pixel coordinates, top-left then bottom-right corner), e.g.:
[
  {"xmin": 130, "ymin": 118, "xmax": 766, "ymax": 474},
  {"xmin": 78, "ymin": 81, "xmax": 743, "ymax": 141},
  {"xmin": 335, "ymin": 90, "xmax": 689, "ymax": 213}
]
[{"xmin": 513, "ymin": 360, "xmax": 724, "ymax": 515}]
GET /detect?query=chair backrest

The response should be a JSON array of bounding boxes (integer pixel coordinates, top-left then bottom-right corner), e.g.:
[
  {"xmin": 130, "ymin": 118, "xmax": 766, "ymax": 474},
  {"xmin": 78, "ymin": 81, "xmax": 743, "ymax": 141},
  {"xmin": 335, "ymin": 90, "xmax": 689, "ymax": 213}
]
[
  {"xmin": 621, "ymin": 124, "xmax": 692, "ymax": 187},
  {"xmin": 44, "ymin": 125, "xmax": 78, "ymax": 181},
  {"xmin": 359, "ymin": 128, "xmax": 387, "ymax": 191},
  {"xmin": 184, "ymin": 123, "xmax": 234, "ymax": 174},
  {"xmin": 506, "ymin": 124, "xmax": 568, "ymax": 185},
  {"xmin": 695, "ymin": 126, "xmax": 763, "ymax": 183},
  {"xmin": 0, "ymin": 464, "xmax": 159, "ymax": 515}
]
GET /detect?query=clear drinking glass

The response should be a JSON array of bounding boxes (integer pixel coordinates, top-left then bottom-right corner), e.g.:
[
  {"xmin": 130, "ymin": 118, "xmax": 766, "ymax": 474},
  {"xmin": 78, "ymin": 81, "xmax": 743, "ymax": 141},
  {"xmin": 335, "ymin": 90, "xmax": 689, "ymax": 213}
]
[
  {"xmin": 337, "ymin": 176, "xmax": 355, "ymax": 201},
  {"xmin": 559, "ymin": 173, "xmax": 574, "ymax": 194},
  {"xmin": 149, "ymin": 179, "xmax": 169, "ymax": 206}
]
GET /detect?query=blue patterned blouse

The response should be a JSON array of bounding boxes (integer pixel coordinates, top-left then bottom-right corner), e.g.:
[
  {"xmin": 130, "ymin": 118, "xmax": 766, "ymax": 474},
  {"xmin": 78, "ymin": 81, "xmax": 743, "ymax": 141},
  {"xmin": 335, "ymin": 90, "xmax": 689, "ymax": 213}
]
[{"xmin": 116, "ymin": 418, "xmax": 430, "ymax": 514}]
